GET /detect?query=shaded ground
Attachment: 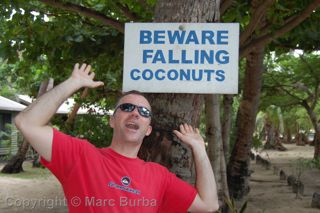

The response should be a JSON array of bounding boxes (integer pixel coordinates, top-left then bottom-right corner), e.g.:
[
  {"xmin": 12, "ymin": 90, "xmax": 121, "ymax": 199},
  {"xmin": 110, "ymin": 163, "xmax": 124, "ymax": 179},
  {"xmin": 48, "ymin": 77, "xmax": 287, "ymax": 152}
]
[{"xmin": 0, "ymin": 143, "xmax": 319, "ymax": 212}]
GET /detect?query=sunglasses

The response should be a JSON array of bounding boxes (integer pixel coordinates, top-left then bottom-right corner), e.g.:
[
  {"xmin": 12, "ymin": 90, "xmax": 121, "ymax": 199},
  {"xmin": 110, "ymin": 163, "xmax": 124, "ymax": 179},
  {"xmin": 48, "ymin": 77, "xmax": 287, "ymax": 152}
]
[{"xmin": 115, "ymin": 103, "xmax": 152, "ymax": 118}]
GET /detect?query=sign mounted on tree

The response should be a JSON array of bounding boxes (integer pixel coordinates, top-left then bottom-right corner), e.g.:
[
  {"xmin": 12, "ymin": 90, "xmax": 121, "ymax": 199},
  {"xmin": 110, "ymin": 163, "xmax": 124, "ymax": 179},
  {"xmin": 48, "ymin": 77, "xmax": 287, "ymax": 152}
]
[{"xmin": 123, "ymin": 23, "xmax": 239, "ymax": 94}]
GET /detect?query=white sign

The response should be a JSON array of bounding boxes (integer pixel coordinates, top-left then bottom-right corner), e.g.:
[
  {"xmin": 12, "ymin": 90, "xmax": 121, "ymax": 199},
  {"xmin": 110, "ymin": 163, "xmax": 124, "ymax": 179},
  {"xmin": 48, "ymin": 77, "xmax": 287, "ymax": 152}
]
[{"xmin": 123, "ymin": 23, "xmax": 239, "ymax": 94}]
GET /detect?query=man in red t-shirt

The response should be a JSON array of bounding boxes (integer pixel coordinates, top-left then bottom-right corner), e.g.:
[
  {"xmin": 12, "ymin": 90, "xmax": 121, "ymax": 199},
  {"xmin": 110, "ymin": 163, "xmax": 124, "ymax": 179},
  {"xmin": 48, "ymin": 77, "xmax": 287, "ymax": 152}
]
[{"xmin": 15, "ymin": 63, "xmax": 219, "ymax": 212}]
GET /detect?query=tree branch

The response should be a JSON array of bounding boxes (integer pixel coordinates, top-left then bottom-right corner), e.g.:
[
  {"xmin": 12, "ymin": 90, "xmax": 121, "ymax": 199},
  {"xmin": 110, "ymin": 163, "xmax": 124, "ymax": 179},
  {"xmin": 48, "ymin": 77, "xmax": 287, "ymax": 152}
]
[
  {"xmin": 259, "ymin": 14, "xmax": 296, "ymax": 38},
  {"xmin": 65, "ymin": 88, "xmax": 89, "ymax": 130},
  {"xmin": 38, "ymin": 0, "xmax": 124, "ymax": 33},
  {"xmin": 312, "ymin": 84, "xmax": 319, "ymax": 110},
  {"xmin": 268, "ymin": 75, "xmax": 305, "ymax": 101},
  {"xmin": 292, "ymin": 82, "xmax": 313, "ymax": 97},
  {"xmin": 281, "ymin": 87, "xmax": 305, "ymax": 102},
  {"xmin": 268, "ymin": 99, "xmax": 302, "ymax": 109},
  {"xmin": 240, "ymin": 0, "xmax": 320, "ymax": 58},
  {"xmin": 136, "ymin": 0, "xmax": 151, "ymax": 10},
  {"xmin": 240, "ymin": 0, "xmax": 275, "ymax": 45},
  {"xmin": 102, "ymin": 88, "xmax": 122, "ymax": 98},
  {"xmin": 220, "ymin": 0, "xmax": 233, "ymax": 16},
  {"xmin": 115, "ymin": 2, "xmax": 139, "ymax": 21}
]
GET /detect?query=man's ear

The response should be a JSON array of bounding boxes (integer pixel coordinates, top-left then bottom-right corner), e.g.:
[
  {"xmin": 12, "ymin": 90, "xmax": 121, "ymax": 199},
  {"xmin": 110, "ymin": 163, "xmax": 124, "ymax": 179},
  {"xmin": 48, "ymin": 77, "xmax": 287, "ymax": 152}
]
[
  {"xmin": 145, "ymin": 125, "xmax": 152, "ymax": 136},
  {"xmin": 109, "ymin": 115, "xmax": 115, "ymax": 128}
]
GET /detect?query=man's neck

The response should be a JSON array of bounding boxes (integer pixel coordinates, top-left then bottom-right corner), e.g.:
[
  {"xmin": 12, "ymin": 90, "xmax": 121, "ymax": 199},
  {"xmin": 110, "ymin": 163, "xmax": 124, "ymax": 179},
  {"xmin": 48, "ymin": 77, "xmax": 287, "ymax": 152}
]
[{"xmin": 109, "ymin": 141, "xmax": 141, "ymax": 158}]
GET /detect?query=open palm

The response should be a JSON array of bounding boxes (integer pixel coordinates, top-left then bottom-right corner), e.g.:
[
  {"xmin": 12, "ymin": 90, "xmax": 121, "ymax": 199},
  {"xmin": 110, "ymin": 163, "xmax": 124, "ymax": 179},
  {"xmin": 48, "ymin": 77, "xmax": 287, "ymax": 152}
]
[
  {"xmin": 173, "ymin": 123, "xmax": 205, "ymax": 149},
  {"xmin": 71, "ymin": 63, "xmax": 104, "ymax": 88}
]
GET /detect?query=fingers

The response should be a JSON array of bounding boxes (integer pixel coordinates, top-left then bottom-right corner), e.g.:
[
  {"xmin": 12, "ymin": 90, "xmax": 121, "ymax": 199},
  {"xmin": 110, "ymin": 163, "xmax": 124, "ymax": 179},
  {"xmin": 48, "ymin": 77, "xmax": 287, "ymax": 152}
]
[
  {"xmin": 173, "ymin": 130, "xmax": 183, "ymax": 139},
  {"xmin": 179, "ymin": 124, "xmax": 186, "ymax": 134},
  {"xmin": 179, "ymin": 123, "xmax": 195, "ymax": 134},
  {"xmin": 78, "ymin": 63, "xmax": 91, "ymax": 73},
  {"xmin": 72, "ymin": 63, "xmax": 104, "ymax": 89},
  {"xmin": 89, "ymin": 71, "xmax": 95, "ymax": 79},
  {"xmin": 74, "ymin": 63, "xmax": 96, "ymax": 79},
  {"xmin": 84, "ymin": 64, "xmax": 91, "ymax": 74},
  {"xmin": 184, "ymin": 123, "xmax": 192, "ymax": 132},
  {"xmin": 174, "ymin": 124, "xmax": 203, "ymax": 148},
  {"xmin": 75, "ymin": 63, "xmax": 91, "ymax": 73},
  {"xmin": 74, "ymin": 63, "xmax": 79, "ymax": 71},
  {"xmin": 92, "ymin": 81, "xmax": 104, "ymax": 88}
]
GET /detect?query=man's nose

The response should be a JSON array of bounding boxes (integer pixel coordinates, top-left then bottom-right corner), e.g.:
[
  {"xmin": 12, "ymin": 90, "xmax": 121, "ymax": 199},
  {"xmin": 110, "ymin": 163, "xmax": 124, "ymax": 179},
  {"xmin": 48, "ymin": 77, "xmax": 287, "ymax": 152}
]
[{"xmin": 129, "ymin": 107, "xmax": 140, "ymax": 117}]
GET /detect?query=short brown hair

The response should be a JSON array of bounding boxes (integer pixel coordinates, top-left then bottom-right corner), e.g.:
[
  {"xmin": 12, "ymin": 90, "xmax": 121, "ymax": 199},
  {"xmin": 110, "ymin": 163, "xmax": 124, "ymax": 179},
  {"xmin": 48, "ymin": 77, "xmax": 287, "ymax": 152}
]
[{"xmin": 115, "ymin": 90, "xmax": 151, "ymax": 109}]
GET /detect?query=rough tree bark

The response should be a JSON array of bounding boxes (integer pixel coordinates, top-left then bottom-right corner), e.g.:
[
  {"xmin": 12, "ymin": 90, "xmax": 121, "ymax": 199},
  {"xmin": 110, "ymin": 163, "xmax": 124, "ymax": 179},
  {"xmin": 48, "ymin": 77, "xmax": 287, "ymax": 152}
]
[
  {"xmin": 222, "ymin": 94, "xmax": 234, "ymax": 161},
  {"xmin": 227, "ymin": 46, "xmax": 264, "ymax": 199},
  {"xmin": 1, "ymin": 78, "xmax": 54, "ymax": 173},
  {"xmin": 205, "ymin": 94, "xmax": 230, "ymax": 207},
  {"xmin": 139, "ymin": 93, "xmax": 202, "ymax": 183}
]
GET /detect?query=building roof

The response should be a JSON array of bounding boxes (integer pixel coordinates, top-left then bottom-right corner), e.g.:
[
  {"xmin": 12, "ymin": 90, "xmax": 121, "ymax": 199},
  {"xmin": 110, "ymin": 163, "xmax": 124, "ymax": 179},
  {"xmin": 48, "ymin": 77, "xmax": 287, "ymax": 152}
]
[
  {"xmin": 18, "ymin": 95, "xmax": 107, "ymax": 115},
  {"xmin": 0, "ymin": 96, "xmax": 26, "ymax": 111}
]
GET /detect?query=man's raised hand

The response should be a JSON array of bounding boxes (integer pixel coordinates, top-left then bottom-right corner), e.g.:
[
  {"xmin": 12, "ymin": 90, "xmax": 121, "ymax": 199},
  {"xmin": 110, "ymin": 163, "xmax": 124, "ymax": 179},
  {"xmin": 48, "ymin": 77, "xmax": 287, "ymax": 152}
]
[
  {"xmin": 70, "ymin": 63, "xmax": 104, "ymax": 88},
  {"xmin": 173, "ymin": 123, "xmax": 205, "ymax": 150}
]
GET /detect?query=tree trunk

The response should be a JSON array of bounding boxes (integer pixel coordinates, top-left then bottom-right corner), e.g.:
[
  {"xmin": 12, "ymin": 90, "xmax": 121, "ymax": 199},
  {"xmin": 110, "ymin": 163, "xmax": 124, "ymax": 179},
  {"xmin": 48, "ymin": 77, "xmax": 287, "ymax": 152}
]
[
  {"xmin": 205, "ymin": 94, "xmax": 230, "ymax": 208},
  {"xmin": 138, "ymin": 0, "xmax": 218, "ymax": 184},
  {"xmin": 284, "ymin": 127, "xmax": 292, "ymax": 144},
  {"xmin": 265, "ymin": 126, "xmax": 286, "ymax": 151},
  {"xmin": 220, "ymin": 95, "xmax": 233, "ymax": 211},
  {"xmin": 227, "ymin": 47, "xmax": 264, "ymax": 199},
  {"xmin": 264, "ymin": 120, "xmax": 275, "ymax": 149},
  {"xmin": 1, "ymin": 137, "xmax": 30, "ymax": 173},
  {"xmin": 154, "ymin": 0, "xmax": 216, "ymax": 23},
  {"xmin": 314, "ymin": 131, "xmax": 320, "ymax": 159},
  {"xmin": 301, "ymin": 100, "xmax": 320, "ymax": 158},
  {"xmin": 1, "ymin": 78, "xmax": 54, "ymax": 173},
  {"xmin": 65, "ymin": 88, "xmax": 89, "ymax": 131},
  {"xmin": 139, "ymin": 93, "xmax": 202, "ymax": 183},
  {"xmin": 222, "ymin": 94, "xmax": 234, "ymax": 162}
]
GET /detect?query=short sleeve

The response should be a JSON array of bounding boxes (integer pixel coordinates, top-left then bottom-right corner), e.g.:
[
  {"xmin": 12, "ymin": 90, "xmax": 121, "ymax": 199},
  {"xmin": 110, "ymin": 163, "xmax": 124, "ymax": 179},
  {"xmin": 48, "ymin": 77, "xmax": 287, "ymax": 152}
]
[
  {"xmin": 159, "ymin": 171, "xmax": 197, "ymax": 213},
  {"xmin": 40, "ymin": 128, "xmax": 91, "ymax": 183}
]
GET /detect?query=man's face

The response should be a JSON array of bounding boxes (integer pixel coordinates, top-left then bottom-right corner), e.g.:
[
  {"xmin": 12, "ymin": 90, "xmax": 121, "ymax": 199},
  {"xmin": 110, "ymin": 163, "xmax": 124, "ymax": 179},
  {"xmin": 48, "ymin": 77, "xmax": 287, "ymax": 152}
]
[{"xmin": 109, "ymin": 94, "xmax": 152, "ymax": 144}]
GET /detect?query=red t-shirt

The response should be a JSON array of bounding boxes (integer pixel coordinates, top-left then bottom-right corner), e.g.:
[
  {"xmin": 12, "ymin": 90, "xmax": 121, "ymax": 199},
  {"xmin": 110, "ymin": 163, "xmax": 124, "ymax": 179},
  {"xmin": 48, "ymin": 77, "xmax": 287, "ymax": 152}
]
[{"xmin": 41, "ymin": 129, "xmax": 197, "ymax": 213}]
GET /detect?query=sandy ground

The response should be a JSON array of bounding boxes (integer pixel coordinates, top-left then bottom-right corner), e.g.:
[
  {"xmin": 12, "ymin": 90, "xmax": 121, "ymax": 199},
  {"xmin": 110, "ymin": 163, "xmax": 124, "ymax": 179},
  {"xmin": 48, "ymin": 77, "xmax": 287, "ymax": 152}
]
[
  {"xmin": 0, "ymin": 167, "xmax": 67, "ymax": 213},
  {"xmin": 0, "ymin": 143, "xmax": 319, "ymax": 213},
  {"xmin": 246, "ymin": 143, "xmax": 320, "ymax": 213}
]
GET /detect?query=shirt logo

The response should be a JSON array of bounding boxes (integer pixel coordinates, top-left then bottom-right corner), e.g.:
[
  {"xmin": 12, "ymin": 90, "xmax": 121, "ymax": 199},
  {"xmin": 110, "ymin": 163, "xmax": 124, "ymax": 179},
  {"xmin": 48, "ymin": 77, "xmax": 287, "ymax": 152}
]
[
  {"xmin": 121, "ymin": 176, "xmax": 131, "ymax": 186},
  {"xmin": 108, "ymin": 176, "xmax": 140, "ymax": 195}
]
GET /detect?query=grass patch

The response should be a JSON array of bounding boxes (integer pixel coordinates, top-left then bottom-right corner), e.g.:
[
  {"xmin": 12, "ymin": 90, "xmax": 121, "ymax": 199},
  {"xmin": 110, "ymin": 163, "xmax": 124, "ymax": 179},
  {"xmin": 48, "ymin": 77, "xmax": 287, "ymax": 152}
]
[{"xmin": 0, "ymin": 161, "xmax": 52, "ymax": 179}]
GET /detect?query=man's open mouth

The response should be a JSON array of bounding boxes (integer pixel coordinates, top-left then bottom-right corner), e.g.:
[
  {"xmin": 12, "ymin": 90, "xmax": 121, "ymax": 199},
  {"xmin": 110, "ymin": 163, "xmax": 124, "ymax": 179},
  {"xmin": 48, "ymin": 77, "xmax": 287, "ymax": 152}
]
[{"xmin": 125, "ymin": 123, "xmax": 139, "ymax": 130}]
